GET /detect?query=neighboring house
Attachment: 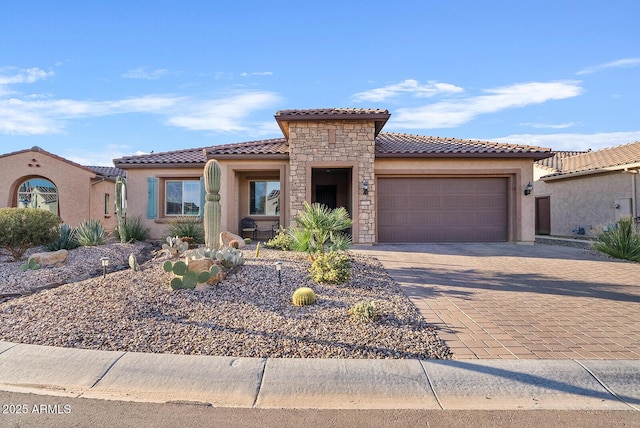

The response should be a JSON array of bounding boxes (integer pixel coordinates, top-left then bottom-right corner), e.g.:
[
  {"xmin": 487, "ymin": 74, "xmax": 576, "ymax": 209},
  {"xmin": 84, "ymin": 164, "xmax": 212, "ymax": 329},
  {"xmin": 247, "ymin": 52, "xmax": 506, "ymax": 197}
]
[
  {"xmin": 534, "ymin": 141, "xmax": 640, "ymax": 237},
  {"xmin": 115, "ymin": 108, "xmax": 551, "ymax": 244},
  {"xmin": 0, "ymin": 146, "xmax": 125, "ymax": 230}
]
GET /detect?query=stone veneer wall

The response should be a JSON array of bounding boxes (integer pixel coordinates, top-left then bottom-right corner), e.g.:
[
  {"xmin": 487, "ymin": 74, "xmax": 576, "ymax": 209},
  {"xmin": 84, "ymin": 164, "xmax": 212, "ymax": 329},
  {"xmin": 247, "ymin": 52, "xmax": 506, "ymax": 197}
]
[{"xmin": 287, "ymin": 120, "xmax": 376, "ymax": 244}]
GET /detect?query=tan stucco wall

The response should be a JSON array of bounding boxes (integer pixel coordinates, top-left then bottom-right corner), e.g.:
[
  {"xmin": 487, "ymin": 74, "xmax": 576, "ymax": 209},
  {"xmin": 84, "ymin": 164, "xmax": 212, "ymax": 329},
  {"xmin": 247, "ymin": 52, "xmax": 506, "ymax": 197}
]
[
  {"xmin": 375, "ymin": 157, "xmax": 536, "ymax": 243},
  {"xmin": 123, "ymin": 166, "xmax": 205, "ymax": 240},
  {"xmin": 0, "ymin": 149, "xmax": 110, "ymax": 228},
  {"xmin": 535, "ymin": 168, "xmax": 637, "ymax": 237}
]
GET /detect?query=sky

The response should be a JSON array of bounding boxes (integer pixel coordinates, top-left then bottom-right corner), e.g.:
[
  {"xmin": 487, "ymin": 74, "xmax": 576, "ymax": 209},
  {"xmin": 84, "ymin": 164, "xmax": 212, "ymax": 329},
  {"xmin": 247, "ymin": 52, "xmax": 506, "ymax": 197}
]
[{"xmin": 1, "ymin": 1, "xmax": 639, "ymax": 166}]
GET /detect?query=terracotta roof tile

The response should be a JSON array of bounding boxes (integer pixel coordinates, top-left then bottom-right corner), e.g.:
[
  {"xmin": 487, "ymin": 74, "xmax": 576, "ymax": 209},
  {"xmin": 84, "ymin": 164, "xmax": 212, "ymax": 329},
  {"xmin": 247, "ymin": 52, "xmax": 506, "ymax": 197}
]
[
  {"xmin": 535, "ymin": 150, "xmax": 588, "ymax": 172},
  {"xmin": 114, "ymin": 147, "xmax": 209, "ymax": 166},
  {"xmin": 275, "ymin": 108, "xmax": 389, "ymax": 118},
  {"xmin": 538, "ymin": 141, "xmax": 640, "ymax": 178},
  {"xmin": 88, "ymin": 166, "xmax": 126, "ymax": 179},
  {"xmin": 206, "ymin": 138, "xmax": 288, "ymax": 157},
  {"xmin": 376, "ymin": 133, "xmax": 552, "ymax": 158}
]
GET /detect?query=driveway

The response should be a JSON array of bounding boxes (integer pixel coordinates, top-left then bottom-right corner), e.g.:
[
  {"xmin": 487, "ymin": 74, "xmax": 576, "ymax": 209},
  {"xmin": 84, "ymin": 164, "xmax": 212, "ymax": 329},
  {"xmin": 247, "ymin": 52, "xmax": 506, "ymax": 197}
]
[{"xmin": 352, "ymin": 243, "xmax": 640, "ymax": 360}]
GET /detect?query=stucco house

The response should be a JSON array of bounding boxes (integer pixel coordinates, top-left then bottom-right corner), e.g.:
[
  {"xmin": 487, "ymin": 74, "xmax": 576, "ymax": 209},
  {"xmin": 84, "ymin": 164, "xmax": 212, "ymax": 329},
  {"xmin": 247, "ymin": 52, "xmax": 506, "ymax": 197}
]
[
  {"xmin": 534, "ymin": 141, "xmax": 640, "ymax": 237},
  {"xmin": 0, "ymin": 146, "xmax": 124, "ymax": 230},
  {"xmin": 115, "ymin": 108, "xmax": 551, "ymax": 244}
]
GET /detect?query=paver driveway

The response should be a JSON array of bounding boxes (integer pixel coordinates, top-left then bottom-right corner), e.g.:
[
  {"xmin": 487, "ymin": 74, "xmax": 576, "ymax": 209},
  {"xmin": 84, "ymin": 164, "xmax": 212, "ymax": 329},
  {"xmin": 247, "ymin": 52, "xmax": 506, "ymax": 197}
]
[{"xmin": 353, "ymin": 243, "xmax": 640, "ymax": 359}]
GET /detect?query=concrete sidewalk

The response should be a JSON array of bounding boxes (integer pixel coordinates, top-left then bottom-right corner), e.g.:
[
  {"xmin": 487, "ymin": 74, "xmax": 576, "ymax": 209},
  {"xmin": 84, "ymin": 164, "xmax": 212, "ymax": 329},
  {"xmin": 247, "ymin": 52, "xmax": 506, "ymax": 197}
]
[{"xmin": 0, "ymin": 341, "xmax": 638, "ymax": 411}]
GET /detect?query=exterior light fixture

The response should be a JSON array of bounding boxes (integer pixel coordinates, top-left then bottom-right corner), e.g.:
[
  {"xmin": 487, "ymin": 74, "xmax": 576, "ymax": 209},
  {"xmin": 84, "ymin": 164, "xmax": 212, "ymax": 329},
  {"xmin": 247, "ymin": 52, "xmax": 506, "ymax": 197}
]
[
  {"xmin": 101, "ymin": 257, "xmax": 109, "ymax": 278},
  {"xmin": 524, "ymin": 182, "xmax": 533, "ymax": 196},
  {"xmin": 362, "ymin": 180, "xmax": 369, "ymax": 195},
  {"xmin": 275, "ymin": 261, "xmax": 283, "ymax": 286}
]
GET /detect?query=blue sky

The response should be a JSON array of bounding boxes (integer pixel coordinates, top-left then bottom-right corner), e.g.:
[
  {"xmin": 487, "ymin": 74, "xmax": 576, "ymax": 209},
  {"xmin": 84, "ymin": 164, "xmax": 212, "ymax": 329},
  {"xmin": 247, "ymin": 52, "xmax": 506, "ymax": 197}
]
[{"xmin": 1, "ymin": 1, "xmax": 639, "ymax": 166}]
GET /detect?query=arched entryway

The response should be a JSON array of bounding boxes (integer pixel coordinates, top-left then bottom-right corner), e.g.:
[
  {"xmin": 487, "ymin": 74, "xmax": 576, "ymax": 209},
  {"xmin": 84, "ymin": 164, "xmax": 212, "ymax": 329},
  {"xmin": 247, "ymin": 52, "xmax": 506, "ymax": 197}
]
[{"xmin": 15, "ymin": 177, "xmax": 59, "ymax": 215}]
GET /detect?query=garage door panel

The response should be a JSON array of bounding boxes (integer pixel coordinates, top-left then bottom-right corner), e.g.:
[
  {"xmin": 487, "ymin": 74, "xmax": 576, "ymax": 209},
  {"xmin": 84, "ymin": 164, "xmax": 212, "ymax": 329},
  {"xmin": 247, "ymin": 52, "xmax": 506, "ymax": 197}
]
[{"xmin": 377, "ymin": 178, "xmax": 508, "ymax": 242}]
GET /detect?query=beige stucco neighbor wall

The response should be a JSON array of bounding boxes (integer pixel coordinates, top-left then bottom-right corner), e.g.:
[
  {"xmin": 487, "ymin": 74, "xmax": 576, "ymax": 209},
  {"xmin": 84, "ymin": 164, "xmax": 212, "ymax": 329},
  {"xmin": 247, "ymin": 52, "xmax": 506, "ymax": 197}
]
[
  {"xmin": 0, "ymin": 149, "xmax": 114, "ymax": 229},
  {"xmin": 375, "ymin": 157, "xmax": 536, "ymax": 243},
  {"xmin": 535, "ymin": 169, "xmax": 636, "ymax": 237},
  {"xmin": 287, "ymin": 120, "xmax": 376, "ymax": 244}
]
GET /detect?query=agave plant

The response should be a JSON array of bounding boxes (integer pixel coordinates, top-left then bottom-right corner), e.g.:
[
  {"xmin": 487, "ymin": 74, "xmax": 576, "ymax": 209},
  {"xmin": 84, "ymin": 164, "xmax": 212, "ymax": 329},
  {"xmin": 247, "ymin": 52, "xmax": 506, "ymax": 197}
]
[
  {"xmin": 289, "ymin": 202, "xmax": 352, "ymax": 254},
  {"xmin": 594, "ymin": 217, "xmax": 640, "ymax": 262}
]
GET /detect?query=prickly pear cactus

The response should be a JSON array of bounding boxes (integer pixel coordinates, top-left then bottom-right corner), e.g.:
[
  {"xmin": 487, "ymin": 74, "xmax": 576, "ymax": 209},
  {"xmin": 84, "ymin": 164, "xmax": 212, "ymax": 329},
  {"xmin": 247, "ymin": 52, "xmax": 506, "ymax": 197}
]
[
  {"xmin": 292, "ymin": 287, "xmax": 316, "ymax": 306},
  {"xmin": 163, "ymin": 259, "xmax": 221, "ymax": 290},
  {"xmin": 115, "ymin": 176, "xmax": 127, "ymax": 243},
  {"xmin": 203, "ymin": 159, "xmax": 221, "ymax": 251}
]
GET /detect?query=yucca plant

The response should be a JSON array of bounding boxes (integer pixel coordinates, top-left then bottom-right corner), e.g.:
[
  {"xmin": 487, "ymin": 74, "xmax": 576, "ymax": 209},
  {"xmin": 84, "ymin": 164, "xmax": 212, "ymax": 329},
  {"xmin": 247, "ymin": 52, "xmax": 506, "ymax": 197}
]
[
  {"xmin": 46, "ymin": 224, "xmax": 80, "ymax": 251},
  {"xmin": 75, "ymin": 219, "xmax": 106, "ymax": 246},
  {"xmin": 594, "ymin": 217, "xmax": 640, "ymax": 262},
  {"xmin": 289, "ymin": 202, "xmax": 352, "ymax": 254},
  {"xmin": 114, "ymin": 216, "xmax": 150, "ymax": 243},
  {"xmin": 165, "ymin": 216, "xmax": 204, "ymax": 244}
]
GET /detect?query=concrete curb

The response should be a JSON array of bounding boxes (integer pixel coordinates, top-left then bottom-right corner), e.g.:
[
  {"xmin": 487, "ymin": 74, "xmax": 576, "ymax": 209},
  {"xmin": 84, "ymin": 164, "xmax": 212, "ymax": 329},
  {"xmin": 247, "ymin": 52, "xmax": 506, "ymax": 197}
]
[{"xmin": 0, "ymin": 341, "xmax": 638, "ymax": 410}]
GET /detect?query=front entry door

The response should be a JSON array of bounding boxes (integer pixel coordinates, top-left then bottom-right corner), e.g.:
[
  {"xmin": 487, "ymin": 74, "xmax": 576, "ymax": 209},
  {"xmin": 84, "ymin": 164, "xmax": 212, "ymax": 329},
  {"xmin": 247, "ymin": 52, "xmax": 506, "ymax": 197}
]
[
  {"xmin": 315, "ymin": 185, "xmax": 337, "ymax": 209},
  {"xmin": 535, "ymin": 196, "xmax": 551, "ymax": 235}
]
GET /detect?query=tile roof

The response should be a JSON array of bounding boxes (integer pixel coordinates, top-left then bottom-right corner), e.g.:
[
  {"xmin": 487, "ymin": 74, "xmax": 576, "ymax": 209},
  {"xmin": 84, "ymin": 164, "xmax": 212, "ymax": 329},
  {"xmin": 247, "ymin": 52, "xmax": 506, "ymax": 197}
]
[
  {"xmin": 275, "ymin": 108, "xmax": 390, "ymax": 118},
  {"xmin": 534, "ymin": 150, "xmax": 588, "ymax": 172},
  {"xmin": 88, "ymin": 166, "xmax": 126, "ymax": 179},
  {"xmin": 205, "ymin": 138, "xmax": 288, "ymax": 157},
  {"xmin": 537, "ymin": 141, "xmax": 640, "ymax": 178},
  {"xmin": 376, "ymin": 133, "xmax": 552, "ymax": 159},
  {"xmin": 113, "ymin": 147, "xmax": 209, "ymax": 167}
]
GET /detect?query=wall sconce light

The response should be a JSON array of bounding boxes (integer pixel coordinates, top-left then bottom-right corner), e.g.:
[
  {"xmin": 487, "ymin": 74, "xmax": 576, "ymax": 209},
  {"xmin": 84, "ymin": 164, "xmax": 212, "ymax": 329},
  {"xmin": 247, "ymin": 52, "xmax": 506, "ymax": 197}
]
[
  {"xmin": 100, "ymin": 257, "xmax": 109, "ymax": 278},
  {"xmin": 362, "ymin": 180, "xmax": 369, "ymax": 195},
  {"xmin": 275, "ymin": 261, "xmax": 283, "ymax": 286},
  {"xmin": 524, "ymin": 182, "xmax": 533, "ymax": 196}
]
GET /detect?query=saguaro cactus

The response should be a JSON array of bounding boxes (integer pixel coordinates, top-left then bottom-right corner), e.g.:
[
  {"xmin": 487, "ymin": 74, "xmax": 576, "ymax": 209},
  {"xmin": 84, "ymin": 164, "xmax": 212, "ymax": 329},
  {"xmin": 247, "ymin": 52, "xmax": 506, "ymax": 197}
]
[
  {"xmin": 203, "ymin": 159, "xmax": 221, "ymax": 250},
  {"xmin": 115, "ymin": 176, "xmax": 127, "ymax": 243}
]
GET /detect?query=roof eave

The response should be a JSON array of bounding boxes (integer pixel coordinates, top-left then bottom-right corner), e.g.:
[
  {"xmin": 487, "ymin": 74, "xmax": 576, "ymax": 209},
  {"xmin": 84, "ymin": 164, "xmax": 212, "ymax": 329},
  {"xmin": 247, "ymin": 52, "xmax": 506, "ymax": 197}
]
[
  {"xmin": 114, "ymin": 162, "xmax": 206, "ymax": 169},
  {"xmin": 207, "ymin": 154, "xmax": 290, "ymax": 160},
  {"xmin": 541, "ymin": 162, "xmax": 640, "ymax": 181},
  {"xmin": 275, "ymin": 112, "xmax": 391, "ymax": 139},
  {"xmin": 375, "ymin": 152, "xmax": 553, "ymax": 160}
]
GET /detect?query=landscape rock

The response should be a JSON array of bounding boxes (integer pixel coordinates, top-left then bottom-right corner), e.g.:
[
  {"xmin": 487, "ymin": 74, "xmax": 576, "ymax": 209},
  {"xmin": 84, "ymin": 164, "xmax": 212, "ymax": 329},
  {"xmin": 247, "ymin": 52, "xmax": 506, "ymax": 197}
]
[
  {"xmin": 219, "ymin": 231, "xmax": 246, "ymax": 248},
  {"xmin": 28, "ymin": 249, "xmax": 68, "ymax": 268}
]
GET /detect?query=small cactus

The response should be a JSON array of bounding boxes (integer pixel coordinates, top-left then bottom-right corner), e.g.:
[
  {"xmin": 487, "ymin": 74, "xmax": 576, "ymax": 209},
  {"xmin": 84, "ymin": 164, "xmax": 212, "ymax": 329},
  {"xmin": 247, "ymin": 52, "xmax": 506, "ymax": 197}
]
[
  {"xmin": 128, "ymin": 253, "xmax": 140, "ymax": 271},
  {"xmin": 255, "ymin": 241, "xmax": 261, "ymax": 258},
  {"xmin": 229, "ymin": 239, "xmax": 240, "ymax": 249},
  {"xmin": 163, "ymin": 259, "xmax": 221, "ymax": 290},
  {"xmin": 19, "ymin": 258, "xmax": 40, "ymax": 271},
  {"xmin": 292, "ymin": 287, "xmax": 316, "ymax": 306},
  {"xmin": 348, "ymin": 301, "xmax": 379, "ymax": 323},
  {"xmin": 162, "ymin": 236, "xmax": 189, "ymax": 258},
  {"xmin": 244, "ymin": 238, "xmax": 252, "ymax": 245}
]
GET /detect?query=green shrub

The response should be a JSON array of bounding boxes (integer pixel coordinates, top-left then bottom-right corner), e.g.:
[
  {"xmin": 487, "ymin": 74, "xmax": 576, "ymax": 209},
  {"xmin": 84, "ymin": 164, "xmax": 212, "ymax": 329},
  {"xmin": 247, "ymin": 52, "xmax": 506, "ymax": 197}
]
[
  {"xmin": 0, "ymin": 208, "xmax": 61, "ymax": 260},
  {"xmin": 348, "ymin": 301, "xmax": 379, "ymax": 323},
  {"xmin": 594, "ymin": 217, "xmax": 640, "ymax": 262},
  {"xmin": 114, "ymin": 216, "xmax": 150, "ymax": 243},
  {"xmin": 290, "ymin": 202, "xmax": 352, "ymax": 254},
  {"xmin": 75, "ymin": 219, "xmax": 106, "ymax": 246},
  {"xmin": 265, "ymin": 227, "xmax": 294, "ymax": 251},
  {"xmin": 165, "ymin": 217, "xmax": 204, "ymax": 244},
  {"xmin": 309, "ymin": 251, "xmax": 351, "ymax": 284},
  {"xmin": 46, "ymin": 224, "xmax": 80, "ymax": 251}
]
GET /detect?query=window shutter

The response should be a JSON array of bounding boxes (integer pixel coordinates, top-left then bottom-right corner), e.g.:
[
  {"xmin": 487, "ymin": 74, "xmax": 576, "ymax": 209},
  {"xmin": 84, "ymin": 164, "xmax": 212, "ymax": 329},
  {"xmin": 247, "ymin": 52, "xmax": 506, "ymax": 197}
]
[
  {"xmin": 146, "ymin": 177, "xmax": 158, "ymax": 219},
  {"xmin": 199, "ymin": 176, "xmax": 205, "ymax": 219}
]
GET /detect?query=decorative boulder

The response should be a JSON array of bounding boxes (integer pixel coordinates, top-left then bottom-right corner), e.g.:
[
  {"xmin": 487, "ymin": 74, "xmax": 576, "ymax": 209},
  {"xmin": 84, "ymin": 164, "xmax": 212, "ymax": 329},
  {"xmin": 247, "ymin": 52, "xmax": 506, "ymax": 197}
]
[
  {"xmin": 185, "ymin": 258, "xmax": 224, "ymax": 285},
  {"xmin": 28, "ymin": 249, "xmax": 68, "ymax": 268},
  {"xmin": 219, "ymin": 231, "xmax": 246, "ymax": 248}
]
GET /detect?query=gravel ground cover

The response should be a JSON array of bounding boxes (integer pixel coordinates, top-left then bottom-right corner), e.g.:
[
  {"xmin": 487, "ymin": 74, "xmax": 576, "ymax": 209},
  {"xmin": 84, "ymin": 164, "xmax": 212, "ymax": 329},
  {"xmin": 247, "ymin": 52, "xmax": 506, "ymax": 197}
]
[{"xmin": 0, "ymin": 243, "xmax": 451, "ymax": 359}]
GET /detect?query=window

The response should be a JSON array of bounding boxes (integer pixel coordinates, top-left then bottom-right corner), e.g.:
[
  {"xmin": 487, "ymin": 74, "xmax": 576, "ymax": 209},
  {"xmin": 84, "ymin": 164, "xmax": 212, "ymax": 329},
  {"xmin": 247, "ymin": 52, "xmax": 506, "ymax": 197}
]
[
  {"xmin": 17, "ymin": 178, "xmax": 59, "ymax": 215},
  {"xmin": 166, "ymin": 180, "xmax": 201, "ymax": 216},
  {"xmin": 104, "ymin": 193, "xmax": 110, "ymax": 215},
  {"xmin": 250, "ymin": 181, "xmax": 280, "ymax": 215}
]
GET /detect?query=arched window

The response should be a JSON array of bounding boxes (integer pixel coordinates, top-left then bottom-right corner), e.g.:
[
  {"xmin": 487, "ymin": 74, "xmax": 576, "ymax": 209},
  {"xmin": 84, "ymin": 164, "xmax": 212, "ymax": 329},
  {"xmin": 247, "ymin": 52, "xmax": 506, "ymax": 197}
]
[{"xmin": 17, "ymin": 177, "xmax": 59, "ymax": 215}]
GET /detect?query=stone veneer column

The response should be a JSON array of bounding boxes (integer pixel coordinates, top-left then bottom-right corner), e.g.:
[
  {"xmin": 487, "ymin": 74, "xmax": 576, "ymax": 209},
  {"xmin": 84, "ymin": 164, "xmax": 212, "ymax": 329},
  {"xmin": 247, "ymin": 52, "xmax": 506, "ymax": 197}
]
[{"xmin": 288, "ymin": 120, "xmax": 376, "ymax": 244}]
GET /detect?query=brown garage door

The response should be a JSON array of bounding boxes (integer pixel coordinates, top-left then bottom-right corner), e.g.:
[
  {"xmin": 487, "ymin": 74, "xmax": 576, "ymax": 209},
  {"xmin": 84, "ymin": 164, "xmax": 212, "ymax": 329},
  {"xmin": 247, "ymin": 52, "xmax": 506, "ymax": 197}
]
[{"xmin": 377, "ymin": 177, "xmax": 508, "ymax": 242}]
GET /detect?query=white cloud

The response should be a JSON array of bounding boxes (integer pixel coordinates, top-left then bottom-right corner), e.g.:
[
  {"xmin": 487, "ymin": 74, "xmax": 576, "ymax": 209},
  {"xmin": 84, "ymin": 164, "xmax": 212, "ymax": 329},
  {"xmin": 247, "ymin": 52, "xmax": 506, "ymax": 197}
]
[
  {"xmin": 520, "ymin": 121, "xmax": 580, "ymax": 129},
  {"xmin": 0, "ymin": 67, "xmax": 53, "ymax": 96},
  {"xmin": 166, "ymin": 91, "xmax": 281, "ymax": 133},
  {"xmin": 352, "ymin": 79, "xmax": 463, "ymax": 102},
  {"xmin": 391, "ymin": 81, "xmax": 583, "ymax": 129},
  {"xmin": 492, "ymin": 131, "xmax": 640, "ymax": 152},
  {"xmin": 122, "ymin": 67, "xmax": 171, "ymax": 80},
  {"xmin": 240, "ymin": 71, "xmax": 273, "ymax": 77},
  {"xmin": 64, "ymin": 144, "xmax": 135, "ymax": 167},
  {"xmin": 576, "ymin": 58, "xmax": 640, "ymax": 75}
]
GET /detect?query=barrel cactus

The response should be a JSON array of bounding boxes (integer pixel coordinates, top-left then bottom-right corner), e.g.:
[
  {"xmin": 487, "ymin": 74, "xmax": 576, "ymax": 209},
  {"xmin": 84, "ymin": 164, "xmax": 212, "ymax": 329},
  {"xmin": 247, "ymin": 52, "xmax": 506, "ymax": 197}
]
[
  {"xmin": 292, "ymin": 287, "xmax": 316, "ymax": 306},
  {"xmin": 203, "ymin": 159, "xmax": 221, "ymax": 250}
]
